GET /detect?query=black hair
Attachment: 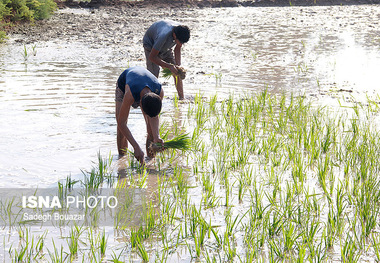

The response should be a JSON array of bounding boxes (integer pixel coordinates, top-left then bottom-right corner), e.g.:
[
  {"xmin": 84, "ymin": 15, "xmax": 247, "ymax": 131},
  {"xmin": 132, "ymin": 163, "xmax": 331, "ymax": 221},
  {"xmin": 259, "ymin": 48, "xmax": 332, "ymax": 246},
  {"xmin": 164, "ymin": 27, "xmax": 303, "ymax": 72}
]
[
  {"xmin": 141, "ymin": 93, "xmax": 162, "ymax": 117},
  {"xmin": 173, "ymin": 25, "xmax": 190, "ymax": 44}
]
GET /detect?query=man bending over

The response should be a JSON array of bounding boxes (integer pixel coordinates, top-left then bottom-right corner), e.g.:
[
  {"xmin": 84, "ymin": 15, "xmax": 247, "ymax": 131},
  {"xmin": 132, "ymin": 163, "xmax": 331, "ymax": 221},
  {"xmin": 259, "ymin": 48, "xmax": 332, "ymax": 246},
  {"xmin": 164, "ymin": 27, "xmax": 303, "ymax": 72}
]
[
  {"xmin": 143, "ymin": 20, "xmax": 190, "ymax": 100},
  {"xmin": 115, "ymin": 66, "xmax": 164, "ymax": 165}
]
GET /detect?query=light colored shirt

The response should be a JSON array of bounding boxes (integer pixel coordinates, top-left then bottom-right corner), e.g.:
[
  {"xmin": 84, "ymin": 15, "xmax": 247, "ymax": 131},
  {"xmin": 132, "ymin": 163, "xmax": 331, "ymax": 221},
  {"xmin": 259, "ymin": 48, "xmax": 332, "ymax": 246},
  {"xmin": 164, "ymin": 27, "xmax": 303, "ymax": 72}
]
[{"xmin": 143, "ymin": 20, "xmax": 180, "ymax": 54}]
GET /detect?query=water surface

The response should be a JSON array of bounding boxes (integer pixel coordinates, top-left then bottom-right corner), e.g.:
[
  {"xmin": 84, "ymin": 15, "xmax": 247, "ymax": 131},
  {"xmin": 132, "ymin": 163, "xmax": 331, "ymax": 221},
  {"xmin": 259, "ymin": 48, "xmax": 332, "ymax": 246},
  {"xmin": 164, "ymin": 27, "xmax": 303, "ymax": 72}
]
[{"xmin": 1, "ymin": 4, "xmax": 380, "ymax": 187}]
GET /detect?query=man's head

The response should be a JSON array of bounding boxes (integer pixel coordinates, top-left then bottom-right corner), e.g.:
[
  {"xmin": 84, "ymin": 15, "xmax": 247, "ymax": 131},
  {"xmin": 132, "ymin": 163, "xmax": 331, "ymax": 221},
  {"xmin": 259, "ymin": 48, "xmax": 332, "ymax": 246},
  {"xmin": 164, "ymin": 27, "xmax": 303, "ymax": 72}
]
[
  {"xmin": 173, "ymin": 25, "xmax": 190, "ymax": 44},
  {"xmin": 141, "ymin": 92, "xmax": 162, "ymax": 118}
]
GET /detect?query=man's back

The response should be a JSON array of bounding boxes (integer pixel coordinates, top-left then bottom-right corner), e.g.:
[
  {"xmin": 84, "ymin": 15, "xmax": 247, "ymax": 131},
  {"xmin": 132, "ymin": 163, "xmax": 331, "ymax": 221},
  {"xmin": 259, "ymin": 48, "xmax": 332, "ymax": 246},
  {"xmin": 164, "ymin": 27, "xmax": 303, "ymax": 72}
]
[{"xmin": 143, "ymin": 20, "xmax": 179, "ymax": 54}]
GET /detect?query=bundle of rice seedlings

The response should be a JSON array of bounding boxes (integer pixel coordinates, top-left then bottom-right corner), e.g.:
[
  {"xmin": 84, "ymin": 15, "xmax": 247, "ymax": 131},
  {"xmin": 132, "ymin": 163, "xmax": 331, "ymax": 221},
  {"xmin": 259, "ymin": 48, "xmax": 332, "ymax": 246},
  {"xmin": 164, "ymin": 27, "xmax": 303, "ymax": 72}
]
[
  {"xmin": 152, "ymin": 133, "xmax": 191, "ymax": 151},
  {"xmin": 162, "ymin": 67, "xmax": 186, "ymax": 80},
  {"xmin": 162, "ymin": 67, "xmax": 173, "ymax": 79}
]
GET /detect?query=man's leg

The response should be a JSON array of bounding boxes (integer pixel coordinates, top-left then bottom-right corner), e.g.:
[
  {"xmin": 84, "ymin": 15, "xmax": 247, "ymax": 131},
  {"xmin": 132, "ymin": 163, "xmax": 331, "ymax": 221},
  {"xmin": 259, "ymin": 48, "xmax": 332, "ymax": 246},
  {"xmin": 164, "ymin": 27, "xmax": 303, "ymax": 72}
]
[
  {"xmin": 115, "ymin": 87, "xmax": 128, "ymax": 156},
  {"xmin": 174, "ymin": 77, "xmax": 184, "ymax": 100},
  {"xmin": 162, "ymin": 50, "xmax": 184, "ymax": 99},
  {"xmin": 144, "ymin": 48, "xmax": 160, "ymax": 77}
]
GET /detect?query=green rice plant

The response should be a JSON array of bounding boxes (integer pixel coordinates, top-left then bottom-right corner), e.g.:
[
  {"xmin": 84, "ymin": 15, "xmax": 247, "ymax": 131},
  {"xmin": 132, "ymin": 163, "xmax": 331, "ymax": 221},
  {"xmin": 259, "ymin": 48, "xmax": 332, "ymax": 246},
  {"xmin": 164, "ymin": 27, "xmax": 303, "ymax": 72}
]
[
  {"xmin": 317, "ymin": 154, "xmax": 332, "ymax": 204},
  {"xmin": 282, "ymin": 222, "xmax": 301, "ymax": 252},
  {"xmin": 135, "ymin": 234, "xmax": 149, "ymax": 262},
  {"xmin": 173, "ymin": 93, "xmax": 179, "ymax": 108},
  {"xmin": 205, "ymin": 71, "xmax": 222, "ymax": 85},
  {"xmin": 223, "ymin": 230, "xmax": 236, "ymax": 262},
  {"xmin": 111, "ymin": 248, "xmax": 125, "ymax": 263},
  {"xmin": 294, "ymin": 243, "xmax": 307, "ymax": 263},
  {"xmin": 341, "ymin": 234, "xmax": 361, "ymax": 263},
  {"xmin": 224, "ymin": 176, "xmax": 231, "ymax": 207},
  {"xmin": 80, "ymin": 152, "xmax": 115, "ymax": 192},
  {"xmin": 23, "ymin": 45, "xmax": 29, "ymax": 61},
  {"xmin": 11, "ymin": 244, "xmax": 28, "ymax": 263},
  {"xmin": 203, "ymin": 249, "xmax": 218, "ymax": 263},
  {"xmin": 170, "ymin": 166, "xmax": 188, "ymax": 200},
  {"xmin": 209, "ymin": 226, "xmax": 222, "ymax": 248},
  {"xmin": 266, "ymin": 211, "xmax": 283, "ymax": 238},
  {"xmin": 65, "ymin": 175, "xmax": 78, "ymax": 191},
  {"xmin": 47, "ymin": 239, "xmax": 65, "ymax": 263},
  {"xmin": 335, "ymin": 181, "xmax": 346, "ymax": 220},
  {"xmin": 309, "ymin": 239, "xmax": 326, "ymax": 263},
  {"xmin": 9, "ymin": 227, "xmax": 46, "ymax": 262},
  {"xmin": 142, "ymin": 202, "xmax": 157, "ymax": 239},
  {"xmin": 193, "ymin": 221, "xmax": 208, "ymax": 257},
  {"xmin": 268, "ymin": 237, "xmax": 285, "ymax": 261},
  {"xmin": 88, "ymin": 228, "xmax": 100, "ymax": 262},
  {"xmin": 0, "ymin": 196, "xmax": 22, "ymax": 227},
  {"xmin": 34, "ymin": 231, "xmax": 47, "ymax": 260},
  {"xmin": 154, "ymin": 133, "xmax": 191, "ymax": 151},
  {"xmin": 162, "ymin": 67, "xmax": 173, "ymax": 79},
  {"xmin": 67, "ymin": 225, "xmax": 82, "ymax": 259},
  {"xmin": 237, "ymin": 176, "xmax": 246, "ymax": 203},
  {"xmin": 325, "ymin": 207, "xmax": 338, "ymax": 249},
  {"xmin": 162, "ymin": 67, "xmax": 185, "ymax": 87},
  {"xmin": 249, "ymin": 183, "xmax": 268, "ymax": 221},
  {"xmin": 201, "ymin": 173, "xmax": 220, "ymax": 209},
  {"xmin": 371, "ymin": 234, "xmax": 380, "ymax": 262},
  {"xmin": 209, "ymin": 94, "xmax": 218, "ymax": 113},
  {"xmin": 31, "ymin": 44, "xmax": 37, "ymax": 56}
]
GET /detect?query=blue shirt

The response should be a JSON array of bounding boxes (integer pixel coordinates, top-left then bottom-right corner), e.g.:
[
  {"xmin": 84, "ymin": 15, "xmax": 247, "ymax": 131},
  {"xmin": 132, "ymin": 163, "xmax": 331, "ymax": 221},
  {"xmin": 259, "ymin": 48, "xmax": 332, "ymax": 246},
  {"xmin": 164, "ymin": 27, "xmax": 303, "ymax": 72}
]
[
  {"xmin": 117, "ymin": 66, "xmax": 162, "ymax": 102},
  {"xmin": 143, "ymin": 20, "xmax": 180, "ymax": 54}
]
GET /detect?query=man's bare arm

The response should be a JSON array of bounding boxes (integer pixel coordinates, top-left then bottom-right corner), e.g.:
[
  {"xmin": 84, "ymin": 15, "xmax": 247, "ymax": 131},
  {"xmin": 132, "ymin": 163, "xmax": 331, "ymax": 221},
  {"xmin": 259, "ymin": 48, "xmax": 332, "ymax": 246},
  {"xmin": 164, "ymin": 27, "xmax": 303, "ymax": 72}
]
[
  {"xmin": 117, "ymin": 88, "xmax": 144, "ymax": 163},
  {"xmin": 149, "ymin": 48, "xmax": 178, "ymax": 75},
  {"xmin": 174, "ymin": 43, "xmax": 182, "ymax": 66}
]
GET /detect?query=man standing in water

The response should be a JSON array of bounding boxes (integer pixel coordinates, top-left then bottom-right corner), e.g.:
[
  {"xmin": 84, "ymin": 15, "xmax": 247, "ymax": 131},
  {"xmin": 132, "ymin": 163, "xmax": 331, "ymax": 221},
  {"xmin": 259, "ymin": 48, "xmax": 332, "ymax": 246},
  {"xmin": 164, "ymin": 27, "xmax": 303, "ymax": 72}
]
[
  {"xmin": 115, "ymin": 66, "xmax": 164, "ymax": 165},
  {"xmin": 143, "ymin": 20, "xmax": 190, "ymax": 100}
]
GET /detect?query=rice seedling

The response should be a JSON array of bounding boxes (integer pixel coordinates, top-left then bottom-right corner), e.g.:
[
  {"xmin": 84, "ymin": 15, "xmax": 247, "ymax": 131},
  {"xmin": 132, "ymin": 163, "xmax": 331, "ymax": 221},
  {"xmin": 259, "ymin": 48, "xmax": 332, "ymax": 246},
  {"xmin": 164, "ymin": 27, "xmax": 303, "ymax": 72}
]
[
  {"xmin": 153, "ymin": 133, "xmax": 191, "ymax": 151},
  {"xmin": 99, "ymin": 230, "xmax": 107, "ymax": 257},
  {"xmin": 162, "ymin": 66, "xmax": 186, "ymax": 80},
  {"xmin": 0, "ymin": 196, "xmax": 22, "ymax": 227},
  {"xmin": 111, "ymin": 248, "xmax": 125, "ymax": 263},
  {"xmin": 31, "ymin": 44, "xmax": 37, "ymax": 56},
  {"xmin": 67, "ymin": 225, "xmax": 82, "ymax": 259},
  {"xmin": 341, "ymin": 234, "xmax": 361, "ymax": 263},
  {"xmin": 8, "ymin": 89, "xmax": 380, "ymax": 262},
  {"xmin": 22, "ymin": 45, "xmax": 29, "ymax": 61},
  {"xmin": 134, "ymin": 233, "xmax": 149, "ymax": 262},
  {"xmin": 47, "ymin": 239, "xmax": 66, "ymax": 263},
  {"xmin": 371, "ymin": 234, "xmax": 380, "ymax": 262}
]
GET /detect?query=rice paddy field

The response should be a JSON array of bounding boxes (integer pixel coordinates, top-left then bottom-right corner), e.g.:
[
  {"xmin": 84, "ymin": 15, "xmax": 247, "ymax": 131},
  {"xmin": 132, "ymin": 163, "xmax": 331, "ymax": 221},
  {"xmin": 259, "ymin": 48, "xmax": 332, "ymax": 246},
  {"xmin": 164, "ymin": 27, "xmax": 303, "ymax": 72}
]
[{"xmin": 1, "ymin": 3, "xmax": 380, "ymax": 263}]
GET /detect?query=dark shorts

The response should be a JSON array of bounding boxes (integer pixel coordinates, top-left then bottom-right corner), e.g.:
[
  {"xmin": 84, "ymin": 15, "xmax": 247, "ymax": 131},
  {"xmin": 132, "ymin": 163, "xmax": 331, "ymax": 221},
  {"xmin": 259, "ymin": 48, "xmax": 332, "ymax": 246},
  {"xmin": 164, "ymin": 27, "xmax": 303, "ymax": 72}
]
[
  {"xmin": 144, "ymin": 48, "xmax": 176, "ymax": 77},
  {"xmin": 115, "ymin": 83, "xmax": 124, "ymax": 102},
  {"xmin": 115, "ymin": 83, "xmax": 139, "ymax": 108}
]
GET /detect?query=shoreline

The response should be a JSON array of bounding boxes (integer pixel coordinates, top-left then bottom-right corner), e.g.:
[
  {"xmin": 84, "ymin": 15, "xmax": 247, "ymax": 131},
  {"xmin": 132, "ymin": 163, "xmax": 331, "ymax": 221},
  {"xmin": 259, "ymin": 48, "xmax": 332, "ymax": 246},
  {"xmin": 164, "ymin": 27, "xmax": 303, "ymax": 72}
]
[{"xmin": 58, "ymin": 0, "xmax": 380, "ymax": 9}]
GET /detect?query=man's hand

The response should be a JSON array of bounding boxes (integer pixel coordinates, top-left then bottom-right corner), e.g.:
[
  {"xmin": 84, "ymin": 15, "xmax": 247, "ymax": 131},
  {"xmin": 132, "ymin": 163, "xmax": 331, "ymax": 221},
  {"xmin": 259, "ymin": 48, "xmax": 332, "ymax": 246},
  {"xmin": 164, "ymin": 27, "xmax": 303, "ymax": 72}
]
[
  {"xmin": 154, "ymin": 138, "xmax": 165, "ymax": 153},
  {"xmin": 134, "ymin": 146, "xmax": 145, "ymax": 165},
  {"xmin": 168, "ymin": 64, "xmax": 179, "ymax": 76}
]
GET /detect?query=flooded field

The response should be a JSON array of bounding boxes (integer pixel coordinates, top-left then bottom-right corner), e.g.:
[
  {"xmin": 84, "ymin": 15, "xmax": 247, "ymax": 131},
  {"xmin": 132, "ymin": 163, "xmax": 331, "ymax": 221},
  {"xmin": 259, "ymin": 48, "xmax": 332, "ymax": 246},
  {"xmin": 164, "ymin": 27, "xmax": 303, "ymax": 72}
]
[
  {"xmin": 1, "ymin": 4, "xmax": 380, "ymax": 187},
  {"xmin": 1, "ymin": 3, "xmax": 380, "ymax": 262}
]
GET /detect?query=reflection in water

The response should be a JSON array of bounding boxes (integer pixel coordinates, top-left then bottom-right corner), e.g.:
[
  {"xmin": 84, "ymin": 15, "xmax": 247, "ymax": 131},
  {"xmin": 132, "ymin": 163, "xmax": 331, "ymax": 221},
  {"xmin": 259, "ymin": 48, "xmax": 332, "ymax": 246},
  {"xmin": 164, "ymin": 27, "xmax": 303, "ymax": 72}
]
[{"xmin": 1, "ymin": 5, "xmax": 380, "ymax": 187}]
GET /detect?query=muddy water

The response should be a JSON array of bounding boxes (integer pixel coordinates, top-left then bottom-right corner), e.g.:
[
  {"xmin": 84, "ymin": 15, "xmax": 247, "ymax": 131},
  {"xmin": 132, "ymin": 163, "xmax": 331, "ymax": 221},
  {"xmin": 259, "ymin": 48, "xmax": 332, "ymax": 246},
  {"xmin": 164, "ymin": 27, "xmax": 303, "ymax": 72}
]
[{"xmin": 1, "ymin": 4, "xmax": 380, "ymax": 187}]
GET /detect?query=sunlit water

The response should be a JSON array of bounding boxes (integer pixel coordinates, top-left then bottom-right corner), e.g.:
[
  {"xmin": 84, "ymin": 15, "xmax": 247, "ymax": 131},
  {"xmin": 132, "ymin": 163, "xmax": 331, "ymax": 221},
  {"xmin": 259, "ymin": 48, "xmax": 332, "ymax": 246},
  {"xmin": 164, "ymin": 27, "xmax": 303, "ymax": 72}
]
[{"xmin": 1, "ymin": 4, "xmax": 380, "ymax": 189}]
